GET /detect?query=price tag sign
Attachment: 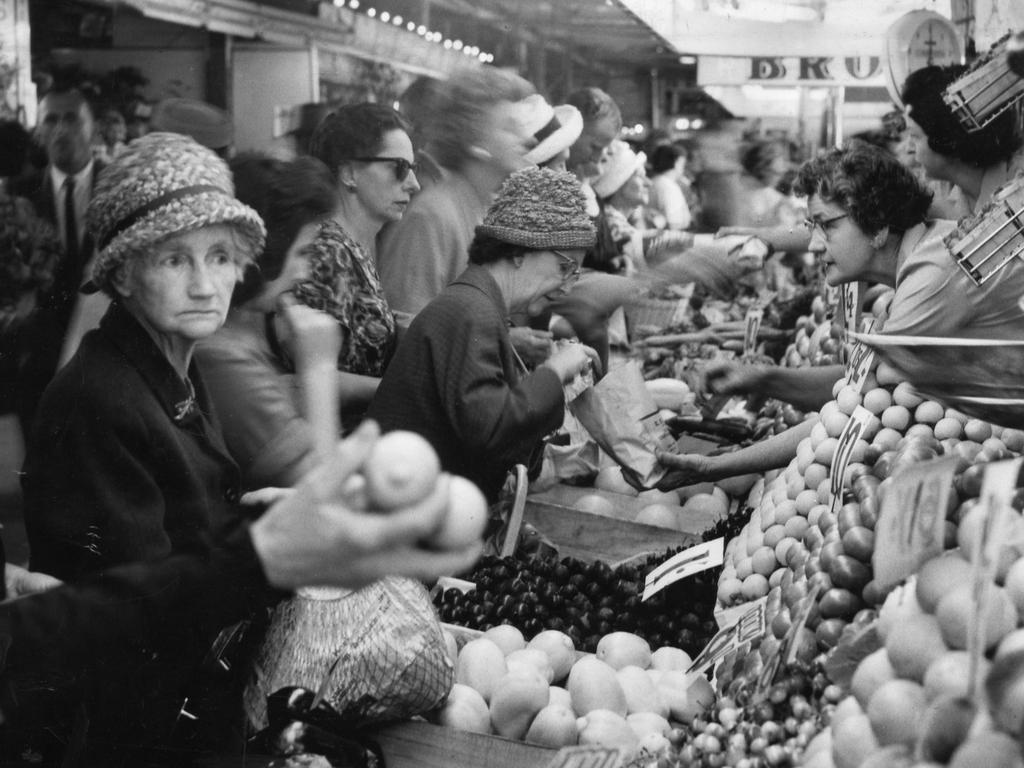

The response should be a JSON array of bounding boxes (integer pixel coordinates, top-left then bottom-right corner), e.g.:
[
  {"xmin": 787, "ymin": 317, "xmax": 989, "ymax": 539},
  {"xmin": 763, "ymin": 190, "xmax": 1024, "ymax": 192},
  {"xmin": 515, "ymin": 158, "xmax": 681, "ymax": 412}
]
[
  {"xmin": 757, "ymin": 584, "xmax": 823, "ymax": 691},
  {"xmin": 968, "ymin": 458, "xmax": 1024, "ymax": 699},
  {"xmin": 545, "ymin": 745, "xmax": 623, "ymax": 768},
  {"xmin": 643, "ymin": 538, "xmax": 725, "ymax": 601},
  {"xmin": 872, "ymin": 456, "xmax": 958, "ymax": 592},
  {"xmin": 840, "ymin": 281, "xmax": 861, "ymax": 335},
  {"xmin": 824, "ymin": 281, "xmax": 840, "ymax": 314},
  {"xmin": 688, "ymin": 596, "xmax": 768, "ymax": 676},
  {"xmin": 743, "ymin": 306, "xmax": 764, "ymax": 357},
  {"xmin": 829, "ymin": 405, "xmax": 873, "ymax": 512},
  {"xmin": 845, "ymin": 342, "xmax": 876, "ymax": 395}
]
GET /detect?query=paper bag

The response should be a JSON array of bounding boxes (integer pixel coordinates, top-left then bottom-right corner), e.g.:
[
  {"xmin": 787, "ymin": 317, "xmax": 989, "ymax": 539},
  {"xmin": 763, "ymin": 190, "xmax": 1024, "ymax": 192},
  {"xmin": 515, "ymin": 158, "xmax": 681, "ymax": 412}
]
[{"xmin": 569, "ymin": 360, "xmax": 675, "ymax": 489}]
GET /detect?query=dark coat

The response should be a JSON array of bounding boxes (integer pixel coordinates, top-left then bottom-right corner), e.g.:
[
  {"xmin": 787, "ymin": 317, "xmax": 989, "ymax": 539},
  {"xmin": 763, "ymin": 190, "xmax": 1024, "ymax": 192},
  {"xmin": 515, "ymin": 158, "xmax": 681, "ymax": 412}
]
[
  {"xmin": 13, "ymin": 162, "xmax": 105, "ymax": 434},
  {"xmin": 367, "ymin": 264, "xmax": 565, "ymax": 501},
  {"xmin": 18, "ymin": 300, "xmax": 249, "ymax": 756}
]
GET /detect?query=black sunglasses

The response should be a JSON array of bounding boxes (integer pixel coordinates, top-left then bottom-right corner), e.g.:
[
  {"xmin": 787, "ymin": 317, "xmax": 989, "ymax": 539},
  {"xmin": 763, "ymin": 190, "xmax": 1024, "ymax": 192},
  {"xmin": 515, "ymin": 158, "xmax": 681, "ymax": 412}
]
[{"xmin": 351, "ymin": 156, "xmax": 419, "ymax": 182}]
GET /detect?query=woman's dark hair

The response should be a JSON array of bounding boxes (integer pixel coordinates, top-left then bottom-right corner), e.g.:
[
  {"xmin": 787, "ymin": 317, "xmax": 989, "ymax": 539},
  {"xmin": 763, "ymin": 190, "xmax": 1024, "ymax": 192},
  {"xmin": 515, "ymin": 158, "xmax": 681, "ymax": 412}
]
[
  {"xmin": 467, "ymin": 233, "xmax": 527, "ymax": 266},
  {"xmin": 309, "ymin": 103, "xmax": 410, "ymax": 181},
  {"xmin": 902, "ymin": 65, "xmax": 1022, "ymax": 167},
  {"xmin": 567, "ymin": 87, "xmax": 623, "ymax": 132},
  {"xmin": 229, "ymin": 152, "xmax": 338, "ymax": 305},
  {"xmin": 651, "ymin": 143, "xmax": 682, "ymax": 175},
  {"xmin": 0, "ymin": 119, "xmax": 31, "ymax": 178},
  {"xmin": 741, "ymin": 139, "xmax": 785, "ymax": 183},
  {"xmin": 794, "ymin": 143, "xmax": 933, "ymax": 235}
]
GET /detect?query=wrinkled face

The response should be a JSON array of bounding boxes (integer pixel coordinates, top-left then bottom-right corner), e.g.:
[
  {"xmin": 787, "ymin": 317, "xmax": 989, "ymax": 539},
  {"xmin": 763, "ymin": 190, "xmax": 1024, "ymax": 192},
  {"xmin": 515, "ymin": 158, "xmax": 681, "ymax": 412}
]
[
  {"xmin": 905, "ymin": 115, "xmax": 948, "ymax": 182},
  {"xmin": 617, "ymin": 167, "xmax": 650, "ymax": 208},
  {"xmin": 569, "ymin": 114, "xmax": 619, "ymax": 179},
  {"xmin": 517, "ymin": 247, "xmax": 584, "ymax": 313},
  {"xmin": 37, "ymin": 91, "xmax": 95, "ymax": 174},
  {"xmin": 116, "ymin": 224, "xmax": 242, "ymax": 344},
  {"xmin": 351, "ymin": 129, "xmax": 421, "ymax": 225},
  {"xmin": 806, "ymin": 194, "xmax": 873, "ymax": 287}
]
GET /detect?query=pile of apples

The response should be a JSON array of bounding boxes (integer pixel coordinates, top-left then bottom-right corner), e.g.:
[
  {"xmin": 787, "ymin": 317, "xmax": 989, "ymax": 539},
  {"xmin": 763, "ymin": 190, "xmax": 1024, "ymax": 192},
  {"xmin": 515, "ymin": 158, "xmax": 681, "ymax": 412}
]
[
  {"xmin": 780, "ymin": 296, "xmax": 841, "ymax": 369},
  {"xmin": 716, "ymin": 366, "xmax": 1024, "ymax": 665},
  {"xmin": 433, "ymin": 624, "xmax": 715, "ymax": 760},
  {"xmin": 807, "ymin": 535, "xmax": 1024, "ymax": 768}
]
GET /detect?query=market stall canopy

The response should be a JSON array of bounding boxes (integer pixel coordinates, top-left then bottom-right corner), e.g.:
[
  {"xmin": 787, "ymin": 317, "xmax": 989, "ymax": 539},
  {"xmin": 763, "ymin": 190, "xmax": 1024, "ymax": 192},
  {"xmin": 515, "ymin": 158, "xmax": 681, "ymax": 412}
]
[{"xmin": 620, "ymin": 0, "xmax": 955, "ymax": 58}]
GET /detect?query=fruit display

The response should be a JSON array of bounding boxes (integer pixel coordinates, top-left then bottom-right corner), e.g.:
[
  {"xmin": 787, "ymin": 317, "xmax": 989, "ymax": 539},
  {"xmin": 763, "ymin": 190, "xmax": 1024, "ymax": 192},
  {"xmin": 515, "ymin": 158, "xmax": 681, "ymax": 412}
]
[
  {"xmin": 715, "ymin": 366, "xmax": 1024, "ymax": 671},
  {"xmin": 434, "ymin": 550, "xmax": 721, "ymax": 657},
  {"xmin": 433, "ymin": 623, "xmax": 715, "ymax": 761}
]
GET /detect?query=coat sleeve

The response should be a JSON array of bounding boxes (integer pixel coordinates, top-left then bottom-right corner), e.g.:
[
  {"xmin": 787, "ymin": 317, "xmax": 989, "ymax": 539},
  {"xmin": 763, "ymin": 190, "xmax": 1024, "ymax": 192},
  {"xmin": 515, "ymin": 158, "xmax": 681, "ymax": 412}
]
[{"xmin": 431, "ymin": 302, "xmax": 565, "ymax": 473}]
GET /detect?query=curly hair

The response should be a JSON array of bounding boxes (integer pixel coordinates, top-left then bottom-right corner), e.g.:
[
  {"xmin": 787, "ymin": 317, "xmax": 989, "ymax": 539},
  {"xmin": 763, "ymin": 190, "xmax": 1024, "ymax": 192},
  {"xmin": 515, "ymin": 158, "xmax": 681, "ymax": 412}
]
[
  {"xmin": 651, "ymin": 143, "xmax": 683, "ymax": 175},
  {"xmin": 229, "ymin": 153, "xmax": 338, "ymax": 306},
  {"xmin": 427, "ymin": 68, "xmax": 535, "ymax": 171},
  {"xmin": 902, "ymin": 65, "xmax": 1022, "ymax": 167},
  {"xmin": 793, "ymin": 143, "xmax": 933, "ymax": 235},
  {"xmin": 309, "ymin": 103, "xmax": 410, "ymax": 181}
]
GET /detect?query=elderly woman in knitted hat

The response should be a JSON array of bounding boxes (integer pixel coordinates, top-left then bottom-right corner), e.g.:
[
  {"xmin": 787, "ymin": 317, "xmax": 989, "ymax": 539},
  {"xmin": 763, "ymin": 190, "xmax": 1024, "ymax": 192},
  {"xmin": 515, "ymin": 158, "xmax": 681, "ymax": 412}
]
[{"xmin": 368, "ymin": 167, "xmax": 600, "ymax": 502}]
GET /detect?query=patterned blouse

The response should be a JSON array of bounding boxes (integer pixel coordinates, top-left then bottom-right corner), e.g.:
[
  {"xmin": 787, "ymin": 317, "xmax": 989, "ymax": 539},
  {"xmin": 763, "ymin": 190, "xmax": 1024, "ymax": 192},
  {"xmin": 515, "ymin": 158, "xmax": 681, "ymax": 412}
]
[{"xmin": 291, "ymin": 219, "xmax": 397, "ymax": 377}]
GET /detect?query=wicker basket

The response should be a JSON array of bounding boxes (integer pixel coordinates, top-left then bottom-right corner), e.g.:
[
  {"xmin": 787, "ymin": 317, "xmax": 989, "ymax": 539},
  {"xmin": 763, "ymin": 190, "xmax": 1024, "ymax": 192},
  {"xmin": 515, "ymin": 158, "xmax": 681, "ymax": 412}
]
[{"xmin": 625, "ymin": 291, "xmax": 692, "ymax": 338}]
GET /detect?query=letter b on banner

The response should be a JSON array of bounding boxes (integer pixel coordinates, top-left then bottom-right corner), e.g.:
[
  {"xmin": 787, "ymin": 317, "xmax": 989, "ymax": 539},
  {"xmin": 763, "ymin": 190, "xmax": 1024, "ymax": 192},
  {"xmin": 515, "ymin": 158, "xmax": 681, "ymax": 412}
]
[{"xmin": 751, "ymin": 58, "xmax": 786, "ymax": 80}]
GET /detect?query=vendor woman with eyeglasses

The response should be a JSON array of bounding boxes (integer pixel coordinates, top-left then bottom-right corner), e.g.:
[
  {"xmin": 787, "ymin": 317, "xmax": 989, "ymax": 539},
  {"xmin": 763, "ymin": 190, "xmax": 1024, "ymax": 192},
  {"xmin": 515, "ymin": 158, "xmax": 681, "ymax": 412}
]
[
  {"xmin": 290, "ymin": 103, "xmax": 421, "ymax": 416},
  {"xmin": 368, "ymin": 168, "xmax": 601, "ymax": 502},
  {"xmin": 655, "ymin": 142, "xmax": 1024, "ymax": 489}
]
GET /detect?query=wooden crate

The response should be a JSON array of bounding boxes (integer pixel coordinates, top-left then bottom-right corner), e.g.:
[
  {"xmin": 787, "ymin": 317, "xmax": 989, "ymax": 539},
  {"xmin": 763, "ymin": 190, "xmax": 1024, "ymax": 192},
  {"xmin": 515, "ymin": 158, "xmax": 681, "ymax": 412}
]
[{"xmin": 368, "ymin": 720, "xmax": 556, "ymax": 768}]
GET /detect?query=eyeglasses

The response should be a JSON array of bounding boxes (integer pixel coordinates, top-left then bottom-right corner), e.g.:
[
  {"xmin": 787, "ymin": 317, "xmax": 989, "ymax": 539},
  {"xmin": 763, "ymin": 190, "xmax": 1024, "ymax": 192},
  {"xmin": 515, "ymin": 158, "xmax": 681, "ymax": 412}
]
[
  {"xmin": 351, "ymin": 156, "xmax": 419, "ymax": 182},
  {"xmin": 804, "ymin": 213, "xmax": 848, "ymax": 241},
  {"xmin": 552, "ymin": 249, "xmax": 582, "ymax": 281}
]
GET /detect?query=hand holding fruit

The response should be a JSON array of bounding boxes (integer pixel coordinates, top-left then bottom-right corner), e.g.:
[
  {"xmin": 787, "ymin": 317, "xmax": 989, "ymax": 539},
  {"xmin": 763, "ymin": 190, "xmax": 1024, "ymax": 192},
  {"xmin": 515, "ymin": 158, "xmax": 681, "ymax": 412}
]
[
  {"xmin": 250, "ymin": 420, "xmax": 486, "ymax": 590},
  {"xmin": 541, "ymin": 341, "xmax": 602, "ymax": 384},
  {"xmin": 654, "ymin": 451, "xmax": 717, "ymax": 490}
]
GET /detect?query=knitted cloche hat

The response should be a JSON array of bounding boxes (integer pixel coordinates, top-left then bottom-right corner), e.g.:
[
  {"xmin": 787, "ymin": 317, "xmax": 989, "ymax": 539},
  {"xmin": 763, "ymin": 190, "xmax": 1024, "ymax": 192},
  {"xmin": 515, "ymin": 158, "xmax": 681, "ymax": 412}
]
[
  {"xmin": 593, "ymin": 139, "xmax": 647, "ymax": 199},
  {"xmin": 86, "ymin": 132, "xmax": 266, "ymax": 296},
  {"xmin": 476, "ymin": 167, "xmax": 596, "ymax": 249},
  {"xmin": 519, "ymin": 95, "xmax": 584, "ymax": 166}
]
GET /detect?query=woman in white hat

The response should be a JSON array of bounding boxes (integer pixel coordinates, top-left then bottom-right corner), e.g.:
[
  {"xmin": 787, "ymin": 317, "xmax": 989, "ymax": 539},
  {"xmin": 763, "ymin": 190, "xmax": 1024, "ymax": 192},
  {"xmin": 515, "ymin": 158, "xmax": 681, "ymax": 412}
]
[
  {"xmin": 590, "ymin": 139, "xmax": 653, "ymax": 275},
  {"xmin": 520, "ymin": 95, "xmax": 584, "ymax": 172}
]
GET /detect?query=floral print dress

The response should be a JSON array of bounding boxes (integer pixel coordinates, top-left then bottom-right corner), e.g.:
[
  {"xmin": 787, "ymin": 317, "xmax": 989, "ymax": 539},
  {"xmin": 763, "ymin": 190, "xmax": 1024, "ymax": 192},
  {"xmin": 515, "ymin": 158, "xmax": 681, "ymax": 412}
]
[{"xmin": 291, "ymin": 219, "xmax": 397, "ymax": 377}]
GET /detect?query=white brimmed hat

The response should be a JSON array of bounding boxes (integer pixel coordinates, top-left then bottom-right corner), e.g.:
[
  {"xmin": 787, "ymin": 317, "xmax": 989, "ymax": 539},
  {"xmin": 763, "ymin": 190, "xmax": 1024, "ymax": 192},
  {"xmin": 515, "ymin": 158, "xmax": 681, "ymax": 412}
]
[
  {"xmin": 86, "ymin": 132, "xmax": 265, "ymax": 296},
  {"xmin": 592, "ymin": 139, "xmax": 646, "ymax": 199},
  {"xmin": 520, "ymin": 95, "xmax": 584, "ymax": 166}
]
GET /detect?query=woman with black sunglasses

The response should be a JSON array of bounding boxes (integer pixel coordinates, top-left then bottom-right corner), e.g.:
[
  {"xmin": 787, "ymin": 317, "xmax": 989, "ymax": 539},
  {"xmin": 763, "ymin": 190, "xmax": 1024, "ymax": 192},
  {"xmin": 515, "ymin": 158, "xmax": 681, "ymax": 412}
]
[{"xmin": 290, "ymin": 103, "xmax": 421, "ymax": 420}]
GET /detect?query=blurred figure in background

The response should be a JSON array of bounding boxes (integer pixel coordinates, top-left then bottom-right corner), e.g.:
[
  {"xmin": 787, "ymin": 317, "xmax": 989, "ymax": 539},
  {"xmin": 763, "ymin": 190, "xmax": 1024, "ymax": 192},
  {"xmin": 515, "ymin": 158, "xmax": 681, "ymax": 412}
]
[
  {"xmin": 902, "ymin": 64, "xmax": 1023, "ymax": 219},
  {"xmin": 150, "ymin": 97, "xmax": 235, "ymax": 157},
  {"xmin": 591, "ymin": 139, "xmax": 650, "ymax": 275},
  {"xmin": 396, "ymin": 75, "xmax": 445, "ymax": 189},
  {"xmin": 197, "ymin": 154, "xmax": 340, "ymax": 489},
  {"xmin": 648, "ymin": 142, "xmax": 692, "ymax": 231},
  {"xmin": 93, "ymin": 107, "xmax": 127, "ymax": 162},
  {"xmin": 288, "ymin": 101, "xmax": 333, "ymax": 158},
  {"xmin": 376, "ymin": 67, "xmax": 535, "ymax": 320},
  {"xmin": 566, "ymin": 86, "xmax": 622, "ymax": 216},
  {"xmin": 736, "ymin": 138, "xmax": 799, "ymax": 229}
]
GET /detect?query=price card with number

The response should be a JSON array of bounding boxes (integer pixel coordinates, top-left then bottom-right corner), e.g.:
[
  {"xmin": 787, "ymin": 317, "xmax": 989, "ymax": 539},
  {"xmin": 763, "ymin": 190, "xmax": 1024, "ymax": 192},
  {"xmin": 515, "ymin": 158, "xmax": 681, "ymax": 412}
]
[
  {"xmin": 688, "ymin": 596, "xmax": 768, "ymax": 676},
  {"xmin": 845, "ymin": 342, "xmax": 876, "ymax": 395},
  {"xmin": 743, "ymin": 306, "xmax": 764, "ymax": 357},
  {"xmin": 829, "ymin": 405, "xmax": 874, "ymax": 512},
  {"xmin": 643, "ymin": 538, "xmax": 724, "ymax": 601},
  {"xmin": 545, "ymin": 745, "xmax": 623, "ymax": 768},
  {"xmin": 968, "ymin": 458, "xmax": 1024, "ymax": 699},
  {"xmin": 840, "ymin": 281, "xmax": 861, "ymax": 335},
  {"xmin": 758, "ymin": 584, "xmax": 823, "ymax": 690},
  {"xmin": 872, "ymin": 456, "xmax": 958, "ymax": 592}
]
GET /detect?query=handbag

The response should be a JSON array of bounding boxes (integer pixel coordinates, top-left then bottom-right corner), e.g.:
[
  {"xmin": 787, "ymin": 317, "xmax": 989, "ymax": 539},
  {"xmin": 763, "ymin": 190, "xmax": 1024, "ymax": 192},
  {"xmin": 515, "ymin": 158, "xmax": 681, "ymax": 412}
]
[{"xmin": 244, "ymin": 576, "xmax": 454, "ymax": 730}]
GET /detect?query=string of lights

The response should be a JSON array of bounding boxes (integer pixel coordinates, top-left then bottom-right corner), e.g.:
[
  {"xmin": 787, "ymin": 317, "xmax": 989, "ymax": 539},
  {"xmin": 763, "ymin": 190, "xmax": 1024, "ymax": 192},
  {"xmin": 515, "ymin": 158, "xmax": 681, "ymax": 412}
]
[{"xmin": 331, "ymin": 0, "xmax": 495, "ymax": 63}]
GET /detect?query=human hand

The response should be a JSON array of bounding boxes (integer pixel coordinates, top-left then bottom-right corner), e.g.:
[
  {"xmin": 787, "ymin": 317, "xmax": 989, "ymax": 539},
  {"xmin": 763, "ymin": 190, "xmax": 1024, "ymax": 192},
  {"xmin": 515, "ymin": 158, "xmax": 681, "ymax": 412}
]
[
  {"xmin": 509, "ymin": 327, "xmax": 554, "ymax": 368},
  {"xmin": 250, "ymin": 420, "xmax": 483, "ymax": 591},
  {"xmin": 655, "ymin": 451, "xmax": 716, "ymax": 491},
  {"xmin": 4, "ymin": 563, "xmax": 62, "ymax": 600},
  {"xmin": 701, "ymin": 361, "xmax": 765, "ymax": 397},
  {"xmin": 541, "ymin": 342, "xmax": 602, "ymax": 384}
]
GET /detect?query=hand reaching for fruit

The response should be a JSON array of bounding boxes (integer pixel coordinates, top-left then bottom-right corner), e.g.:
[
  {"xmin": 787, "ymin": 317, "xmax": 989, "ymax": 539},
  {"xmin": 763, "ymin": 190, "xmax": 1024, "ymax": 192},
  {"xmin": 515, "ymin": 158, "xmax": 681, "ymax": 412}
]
[
  {"xmin": 654, "ymin": 451, "xmax": 716, "ymax": 491},
  {"xmin": 541, "ymin": 342, "xmax": 602, "ymax": 384},
  {"xmin": 250, "ymin": 420, "xmax": 487, "ymax": 590},
  {"xmin": 701, "ymin": 361, "xmax": 765, "ymax": 397}
]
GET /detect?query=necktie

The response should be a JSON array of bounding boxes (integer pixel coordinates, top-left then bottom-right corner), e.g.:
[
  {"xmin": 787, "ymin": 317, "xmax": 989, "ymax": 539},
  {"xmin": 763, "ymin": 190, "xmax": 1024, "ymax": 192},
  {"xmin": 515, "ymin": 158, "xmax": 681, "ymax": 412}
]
[{"xmin": 64, "ymin": 175, "xmax": 79, "ymax": 262}]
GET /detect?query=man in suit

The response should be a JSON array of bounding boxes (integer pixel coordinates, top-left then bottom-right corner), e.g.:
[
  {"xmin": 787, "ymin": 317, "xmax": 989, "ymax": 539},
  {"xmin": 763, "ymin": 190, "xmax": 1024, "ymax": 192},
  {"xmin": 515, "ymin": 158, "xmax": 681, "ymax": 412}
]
[{"xmin": 14, "ymin": 87, "xmax": 103, "ymax": 437}]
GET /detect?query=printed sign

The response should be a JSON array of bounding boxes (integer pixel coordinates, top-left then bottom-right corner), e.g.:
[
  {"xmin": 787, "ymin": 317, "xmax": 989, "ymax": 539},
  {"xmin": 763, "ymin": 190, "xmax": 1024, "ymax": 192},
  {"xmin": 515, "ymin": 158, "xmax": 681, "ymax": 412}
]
[
  {"xmin": 688, "ymin": 597, "xmax": 768, "ymax": 676},
  {"xmin": 743, "ymin": 306, "xmax": 764, "ymax": 357},
  {"xmin": 872, "ymin": 457, "xmax": 958, "ymax": 591},
  {"xmin": 845, "ymin": 342, "xmax": 876, "ymax": 395},
  {"xmin": 757, "ymin": 584, "xmax": 823, "ymax": 690},
  {"xmin": 841, "ymin": 282, "xmax": 860, "ymax": 336},
  {"xmin": 829, "ymin": 405, "xmax": 874, "ymax": 511},
  {"xmin": 545, "ymin": 745, "xmax": 623, "ymax": 768},
  {"xmin": 643, "ymin": 538, "xmax": 725, "ymax": 601}
]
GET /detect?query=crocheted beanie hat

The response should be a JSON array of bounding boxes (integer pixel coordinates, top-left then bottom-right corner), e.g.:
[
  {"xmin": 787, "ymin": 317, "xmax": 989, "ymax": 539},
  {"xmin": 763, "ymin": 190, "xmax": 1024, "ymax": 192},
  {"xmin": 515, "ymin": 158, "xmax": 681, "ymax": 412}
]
[
  {"xmin": 87, "ymin": 132, "xmax": 266, "ymax": 295},
  {"xmin": 476, "ymin": 167, "xmax": 595, "ymax": 249}
]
